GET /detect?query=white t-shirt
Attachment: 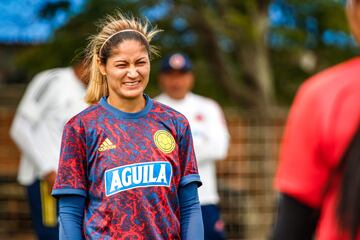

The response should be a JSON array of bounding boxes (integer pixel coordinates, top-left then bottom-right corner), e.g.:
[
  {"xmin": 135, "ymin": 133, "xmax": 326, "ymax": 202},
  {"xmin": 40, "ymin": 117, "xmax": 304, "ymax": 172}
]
[
  {"xmin": 156, "ymin": 92, "xmax": 230, "ymax": 205},
  {"xmin": 10, "ymin": 67, "xmax": 88, "ymax": 186}
]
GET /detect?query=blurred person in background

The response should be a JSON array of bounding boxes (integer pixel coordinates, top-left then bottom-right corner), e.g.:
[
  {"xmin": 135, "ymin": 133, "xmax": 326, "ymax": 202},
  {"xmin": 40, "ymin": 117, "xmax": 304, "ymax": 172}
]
[
  {"xmin": 272, "ymin": 0, "xmax": 360, "ymax": 239},
  {"xmin": 156, "ymin": 53, "xmax": 230, "ymax": 240},
  {"xmin": 9, "ymin": 60, "xmax": 88, "ymax": 240}
]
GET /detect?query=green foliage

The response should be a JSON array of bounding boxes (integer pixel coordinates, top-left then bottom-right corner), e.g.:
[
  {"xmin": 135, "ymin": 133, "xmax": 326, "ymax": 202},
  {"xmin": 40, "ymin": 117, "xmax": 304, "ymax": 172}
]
[
  {"xmin": 269, "ymin": 0, "xmax": 356, "ymax": 106},
  {"xmin": 15, "ymin": 0, "xmax": 139, "ymax": 74},
  {"xmin": 13, "ymin": 0, "xmax": 359, "ymax": 109}
]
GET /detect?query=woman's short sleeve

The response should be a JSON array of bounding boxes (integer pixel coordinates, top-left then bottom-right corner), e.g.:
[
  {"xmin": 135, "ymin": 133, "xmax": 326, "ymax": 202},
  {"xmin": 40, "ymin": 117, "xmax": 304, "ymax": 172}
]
[
  {"xmin": 52, "ymin": 117, "xmax": 87, "ymax": 197},
  {"xmin": 178, "ymin": 122, "xmax": 202, "ymax": 188}
]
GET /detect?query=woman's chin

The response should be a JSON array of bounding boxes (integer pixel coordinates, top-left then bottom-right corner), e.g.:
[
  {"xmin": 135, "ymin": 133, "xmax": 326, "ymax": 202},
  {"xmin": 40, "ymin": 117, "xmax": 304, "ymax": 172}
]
[{"xmin": 121, "ymin": 90, "xmax": 144, "ymax": 100}]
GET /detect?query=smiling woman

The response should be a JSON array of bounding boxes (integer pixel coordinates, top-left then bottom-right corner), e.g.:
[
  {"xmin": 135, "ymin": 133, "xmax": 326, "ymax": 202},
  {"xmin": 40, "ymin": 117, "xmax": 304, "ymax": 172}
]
[
  {"xmin": 51, "ymin": 11, "xmax": 204, "ymax": 240},
  {"xmin": 84, "ymin": 13, "xmax": 161, "ymax": 107},
  {"xmin": 98, "ymin": 39, "xmax": 150, "ymax": 112}
]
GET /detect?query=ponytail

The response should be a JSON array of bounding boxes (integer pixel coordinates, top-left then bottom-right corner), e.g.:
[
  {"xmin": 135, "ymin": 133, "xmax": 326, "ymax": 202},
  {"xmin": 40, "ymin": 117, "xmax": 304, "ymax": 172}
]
[
  {"xmin": 337, "ymin": 126, "xmax": 360, "ymax": 239},
  {"xmin": 84, "ymin": 52, "xmax": 108, "ymax": 104}
]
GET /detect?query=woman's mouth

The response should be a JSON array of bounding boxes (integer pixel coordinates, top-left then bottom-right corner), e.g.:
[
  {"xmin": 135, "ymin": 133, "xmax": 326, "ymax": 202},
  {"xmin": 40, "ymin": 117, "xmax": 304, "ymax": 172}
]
[{"xmin": 123, "ymin": 80, "xmax": 141, "ymax": 86}]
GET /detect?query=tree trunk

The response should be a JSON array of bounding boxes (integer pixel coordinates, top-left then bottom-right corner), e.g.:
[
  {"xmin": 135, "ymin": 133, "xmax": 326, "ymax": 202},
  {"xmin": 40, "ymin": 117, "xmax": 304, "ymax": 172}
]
[{"xmin": 239, "ymin": 9, "xmax": 274, "ymax": 109}]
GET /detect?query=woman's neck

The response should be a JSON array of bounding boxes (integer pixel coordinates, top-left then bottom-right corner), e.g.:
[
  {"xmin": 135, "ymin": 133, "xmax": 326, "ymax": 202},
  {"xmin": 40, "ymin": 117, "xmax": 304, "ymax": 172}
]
[{"xmin": 107, "ymin": 95, "xmax": 146, "ymax": 113}]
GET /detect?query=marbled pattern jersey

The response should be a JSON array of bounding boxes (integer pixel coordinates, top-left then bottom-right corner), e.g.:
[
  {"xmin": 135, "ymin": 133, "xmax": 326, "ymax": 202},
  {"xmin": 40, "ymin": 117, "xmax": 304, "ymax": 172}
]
[{"xmin": 52, "ymin": 95, "xmax": 201, "ymax": 239}]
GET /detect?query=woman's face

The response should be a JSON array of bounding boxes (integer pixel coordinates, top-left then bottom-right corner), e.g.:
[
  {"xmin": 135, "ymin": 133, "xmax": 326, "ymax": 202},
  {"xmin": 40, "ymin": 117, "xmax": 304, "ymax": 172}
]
[{"xmin": 100, "ymin": 39, "xmax": 150, "ymax": 104}]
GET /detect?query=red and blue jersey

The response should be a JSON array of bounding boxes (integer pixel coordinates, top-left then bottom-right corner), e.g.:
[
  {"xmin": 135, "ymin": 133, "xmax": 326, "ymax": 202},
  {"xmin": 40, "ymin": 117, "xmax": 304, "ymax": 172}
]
[
  {"xmin": 52, "ymin": 95, "xmax": 201, "ymax": 239},
  {"xmin": 275, "ymin": 57, "xmax": 360, "ymax": 239}
]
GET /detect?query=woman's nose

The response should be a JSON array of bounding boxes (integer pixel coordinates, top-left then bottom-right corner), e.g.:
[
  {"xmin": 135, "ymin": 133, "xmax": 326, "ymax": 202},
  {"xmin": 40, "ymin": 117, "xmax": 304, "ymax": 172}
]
[{"xmin": 127, "ymin": 67, "xmax": 139, "ymax": 78}]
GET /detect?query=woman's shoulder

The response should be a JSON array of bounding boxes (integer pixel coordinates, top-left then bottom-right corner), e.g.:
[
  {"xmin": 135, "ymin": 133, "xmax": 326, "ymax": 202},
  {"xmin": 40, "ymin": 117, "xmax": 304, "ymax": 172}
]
[
  {"xmin": 150, "ymin": 100, "xmax": 191, "ymax": 138},
  {"xmin": 65, "ymin": 103, "xmax": 103, "ymax": 127},
  {"xmin": 151, "ymin": 99, "xmax": 188, "ymax": 122}
]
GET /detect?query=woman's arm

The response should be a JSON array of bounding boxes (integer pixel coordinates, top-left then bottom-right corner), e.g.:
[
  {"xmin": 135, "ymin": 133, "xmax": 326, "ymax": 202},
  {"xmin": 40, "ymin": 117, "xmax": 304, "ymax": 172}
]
[
  {"xmin": 58, "ymin": 195, "xmax": 85, "ymax": 240},
  {"xmin": 179, "ymin": 182, "xmax": 204, "ymax": 240},
  {"xmin": 192, "ymin": 102, "xmax": 230, "ymax": 165},
  {"xmin": 10, "ymin": 109, "xmax": 57, "ymax": 178},
  {"xmin": 272, "ymin": 193, "xmax": 319, "ymax": 240}
]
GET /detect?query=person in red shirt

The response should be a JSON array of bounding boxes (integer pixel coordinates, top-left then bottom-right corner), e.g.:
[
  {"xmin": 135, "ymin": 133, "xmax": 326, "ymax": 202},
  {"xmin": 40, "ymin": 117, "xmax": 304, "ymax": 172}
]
[{"xmin": 272, "ymin": 0, "xmax": 360, "ymax": 239}]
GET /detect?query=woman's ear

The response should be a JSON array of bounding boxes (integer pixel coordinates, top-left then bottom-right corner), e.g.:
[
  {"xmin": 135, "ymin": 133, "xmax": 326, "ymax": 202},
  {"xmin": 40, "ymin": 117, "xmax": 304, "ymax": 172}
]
[{"xmin": 97, "ymin": 57, "xmax": 106, "ymax": 76}]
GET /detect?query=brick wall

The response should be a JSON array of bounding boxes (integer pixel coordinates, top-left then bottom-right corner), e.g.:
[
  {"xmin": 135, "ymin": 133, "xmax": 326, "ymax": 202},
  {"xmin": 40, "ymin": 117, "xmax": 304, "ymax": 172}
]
[
  {"xmin": 0, "ymin": 107, "xmax": 34, "ymax": 237},
  {"xmin": 0, "ymin": 84, "xmax": 25, "ymax": 176},
  {"xmin": 0, "ymin": 84, "xmax": 24, "ymax": 172},
  {"xmin": 0, "ymin": 108, "xmax": 20, "ymax": 176},
  {"xmin": 0, "ymin": 85, "xmax": 34, "ymax": 238}
]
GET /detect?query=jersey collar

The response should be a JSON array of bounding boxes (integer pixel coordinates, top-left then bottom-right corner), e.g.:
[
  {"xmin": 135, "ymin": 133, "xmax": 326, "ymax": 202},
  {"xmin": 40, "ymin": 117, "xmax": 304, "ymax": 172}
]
[{"xmin": 99, "ymin": 94, "xmax": 153, "ymax": 119}]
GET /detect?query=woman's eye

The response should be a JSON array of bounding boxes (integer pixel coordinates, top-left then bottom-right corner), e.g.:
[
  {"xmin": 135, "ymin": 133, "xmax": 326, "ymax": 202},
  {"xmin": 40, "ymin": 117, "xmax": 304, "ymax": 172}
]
[{"xmin": 116, "ymin": 64, "xmax": 127, "ymax": 68}]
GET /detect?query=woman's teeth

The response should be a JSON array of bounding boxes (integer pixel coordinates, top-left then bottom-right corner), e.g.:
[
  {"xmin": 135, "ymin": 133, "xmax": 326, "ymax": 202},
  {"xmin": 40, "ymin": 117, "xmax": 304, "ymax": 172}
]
[{"xmin": 124, "ymin": 81, "xmax": 140, "ymax": 86}]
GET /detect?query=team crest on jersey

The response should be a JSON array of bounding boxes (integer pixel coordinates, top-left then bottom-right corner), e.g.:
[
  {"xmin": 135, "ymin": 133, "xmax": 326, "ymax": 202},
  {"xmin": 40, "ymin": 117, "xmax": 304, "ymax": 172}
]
[
  {"xmin": 104, "ymin": 161, "xmax": 172, "ymax": 196},
  {"xmin": 153, "ymin": 130, "xmax": 176, "ymax": 154}
]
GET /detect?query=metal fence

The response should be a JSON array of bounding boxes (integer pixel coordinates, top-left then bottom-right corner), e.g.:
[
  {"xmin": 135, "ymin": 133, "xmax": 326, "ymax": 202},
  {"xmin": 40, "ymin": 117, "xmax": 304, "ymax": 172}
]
[{"xmin": 217, "ymin": 109, "xmax": 286, "ymax": 240}]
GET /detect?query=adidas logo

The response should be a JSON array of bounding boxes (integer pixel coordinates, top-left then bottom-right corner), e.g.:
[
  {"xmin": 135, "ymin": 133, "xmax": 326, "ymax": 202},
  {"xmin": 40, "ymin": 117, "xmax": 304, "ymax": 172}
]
[{"xmin": 98, "ymin": 138, "xmax": 116, "ymax": 152}]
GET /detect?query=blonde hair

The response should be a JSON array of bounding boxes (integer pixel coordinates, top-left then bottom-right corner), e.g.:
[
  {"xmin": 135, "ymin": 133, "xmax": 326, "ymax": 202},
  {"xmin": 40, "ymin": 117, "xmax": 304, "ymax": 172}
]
[{"xmin": 84, "ymin": 12, "xmax": 162, "ymax": 104}]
